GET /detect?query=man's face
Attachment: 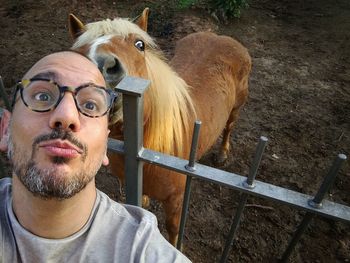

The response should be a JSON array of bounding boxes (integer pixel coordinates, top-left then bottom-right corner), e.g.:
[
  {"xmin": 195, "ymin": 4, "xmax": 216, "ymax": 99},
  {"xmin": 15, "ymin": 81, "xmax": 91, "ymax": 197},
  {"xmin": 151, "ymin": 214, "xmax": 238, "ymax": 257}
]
[{"xmin": 8, "ymin": 52, "xmax": 110, "ymax": 199}]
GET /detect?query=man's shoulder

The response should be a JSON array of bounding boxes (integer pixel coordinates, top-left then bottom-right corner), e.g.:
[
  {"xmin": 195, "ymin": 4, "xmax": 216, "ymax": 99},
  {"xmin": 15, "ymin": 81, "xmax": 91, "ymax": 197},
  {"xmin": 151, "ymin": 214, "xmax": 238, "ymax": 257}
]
[
  {"xmin": 0, "ymin": 177, "xmax": 12, "ymax": 194},
  {"xmin": 0, "ymin": 178, "xmax": 12, "ymax": 247},
  {"xmin": 96, "ymin": 190, "xmax": 158, "ymax": 227},
  {"xmin": 94, "ymin": 190, "xmax": 191, "ymax": 262}
]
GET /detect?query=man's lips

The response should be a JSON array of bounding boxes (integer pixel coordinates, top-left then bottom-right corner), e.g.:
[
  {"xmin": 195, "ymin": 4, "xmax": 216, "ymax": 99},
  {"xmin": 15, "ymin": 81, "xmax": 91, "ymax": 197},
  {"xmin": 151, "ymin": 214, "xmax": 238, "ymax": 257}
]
[{"xmin": 39, "ymin": 140, "xmax": 83, "ymax": 158}]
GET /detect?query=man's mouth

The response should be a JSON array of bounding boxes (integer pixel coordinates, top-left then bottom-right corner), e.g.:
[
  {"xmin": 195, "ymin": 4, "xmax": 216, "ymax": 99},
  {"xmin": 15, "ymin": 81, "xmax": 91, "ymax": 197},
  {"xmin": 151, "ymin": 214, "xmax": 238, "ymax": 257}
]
[{"xmin": 39, "ymin": 140, "xmax": 83, "ymax": 159}]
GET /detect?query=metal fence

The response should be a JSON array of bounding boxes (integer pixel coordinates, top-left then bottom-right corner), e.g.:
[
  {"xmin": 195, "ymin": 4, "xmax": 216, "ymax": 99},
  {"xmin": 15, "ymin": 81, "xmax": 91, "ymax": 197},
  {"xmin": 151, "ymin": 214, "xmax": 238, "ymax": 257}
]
[
  {"xmin": 1, "ymin": 76, "xmax": 349, "ymax": 262},
  {"xmin": 108, "ymin": 76, "xmax": 349, "ymax": 262}
]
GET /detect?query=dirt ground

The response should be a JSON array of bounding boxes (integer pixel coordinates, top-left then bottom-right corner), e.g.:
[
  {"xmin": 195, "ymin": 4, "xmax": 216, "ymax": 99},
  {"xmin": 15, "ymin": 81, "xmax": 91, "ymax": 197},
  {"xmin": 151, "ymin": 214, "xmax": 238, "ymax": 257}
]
[{"xmin": 0, "ymin": 0, "xmax": 349, "ymax": 262}]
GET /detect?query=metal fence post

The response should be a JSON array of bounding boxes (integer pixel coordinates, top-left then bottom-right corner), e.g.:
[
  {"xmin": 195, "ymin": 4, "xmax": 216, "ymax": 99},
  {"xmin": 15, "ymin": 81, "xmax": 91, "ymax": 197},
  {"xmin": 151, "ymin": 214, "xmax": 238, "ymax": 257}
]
[
  {"xmin": 115, "ymin": 76, "xmax": 150, "ymax": 206},
  {"xmin": 0, "ymin": 77, "xmax": 11, "ymax": 178},
  {"xmin": 0, "ymin": 76, "xmax": 12, "ymax": 111}
]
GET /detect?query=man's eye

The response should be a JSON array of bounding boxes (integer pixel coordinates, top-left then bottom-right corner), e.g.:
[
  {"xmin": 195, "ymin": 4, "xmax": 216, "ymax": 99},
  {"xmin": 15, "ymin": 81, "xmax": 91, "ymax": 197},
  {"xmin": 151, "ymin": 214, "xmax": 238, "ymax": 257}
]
[
  {"xmin": 34, "ymin": 92, "xmax": 51, "ymax": 101},
  {"xmin": 82, "ymin": 101, "xmax": 98, "ymax": 111}
]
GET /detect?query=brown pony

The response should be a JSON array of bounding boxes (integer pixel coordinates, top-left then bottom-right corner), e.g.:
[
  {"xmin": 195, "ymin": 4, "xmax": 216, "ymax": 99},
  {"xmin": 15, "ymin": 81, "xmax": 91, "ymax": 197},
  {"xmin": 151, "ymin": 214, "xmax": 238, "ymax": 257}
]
[{"xmin": 68, "ymin": 8, "xmax": 251, "ymax": 245}]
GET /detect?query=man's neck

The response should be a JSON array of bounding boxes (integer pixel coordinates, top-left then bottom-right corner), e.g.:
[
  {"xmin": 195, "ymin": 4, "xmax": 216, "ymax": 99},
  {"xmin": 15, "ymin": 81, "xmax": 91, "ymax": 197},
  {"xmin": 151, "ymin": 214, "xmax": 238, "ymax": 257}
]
[{"xmin": 11, "ymin": 175, "xmax": 97, "ymax": 239}]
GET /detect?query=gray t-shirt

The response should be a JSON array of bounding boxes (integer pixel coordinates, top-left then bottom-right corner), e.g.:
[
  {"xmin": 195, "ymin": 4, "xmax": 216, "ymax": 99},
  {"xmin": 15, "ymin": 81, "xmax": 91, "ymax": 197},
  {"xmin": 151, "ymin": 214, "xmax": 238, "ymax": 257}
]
[{"xmin": 0, "ymin": 178, "xmax": 191, "ymax": 263}]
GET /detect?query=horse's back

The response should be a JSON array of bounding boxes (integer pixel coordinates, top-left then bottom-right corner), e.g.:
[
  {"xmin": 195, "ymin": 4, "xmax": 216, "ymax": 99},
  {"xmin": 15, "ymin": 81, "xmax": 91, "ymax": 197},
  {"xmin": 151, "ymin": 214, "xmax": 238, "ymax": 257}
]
[
  {"xmin": 171, "ymin": 32, "xmax": 251, "ymax": 156},
  {"xmin": 171, "ymin": 32, "xmax": 251, "ymax": 87}
]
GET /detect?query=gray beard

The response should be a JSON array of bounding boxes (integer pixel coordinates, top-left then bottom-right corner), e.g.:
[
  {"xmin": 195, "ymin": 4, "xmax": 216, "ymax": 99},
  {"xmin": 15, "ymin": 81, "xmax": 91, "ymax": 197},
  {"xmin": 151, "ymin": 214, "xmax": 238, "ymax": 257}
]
[
  {"xmin": 13, "ymin": 160, "xmax": 94, "ymax": 200},
  {"xmin": 8, "ymin": 128, "xmax": 101, "ymax": 200}
]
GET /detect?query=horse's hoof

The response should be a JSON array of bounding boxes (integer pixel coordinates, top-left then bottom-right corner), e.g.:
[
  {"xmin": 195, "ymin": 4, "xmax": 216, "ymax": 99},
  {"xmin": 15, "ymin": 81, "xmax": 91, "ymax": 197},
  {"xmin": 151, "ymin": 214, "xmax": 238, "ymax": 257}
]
[
  {"xmin": 215, "ymin": 151, "xmax": 228, "ymax": 166},
  {"xmin": 142, "ymin": 195, "xmax": 151, "ymax": 209},
  {"xmin": 170, "ymin": 235, "xmax": 181, "ymax": 249}
]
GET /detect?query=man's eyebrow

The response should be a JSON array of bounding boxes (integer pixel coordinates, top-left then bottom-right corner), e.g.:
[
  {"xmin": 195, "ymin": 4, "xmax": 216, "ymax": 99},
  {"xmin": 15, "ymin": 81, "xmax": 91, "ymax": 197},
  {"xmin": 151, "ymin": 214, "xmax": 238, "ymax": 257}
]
[{"xmin": 30, "ymin": 71, "xmax": 58, "ymax": 81}]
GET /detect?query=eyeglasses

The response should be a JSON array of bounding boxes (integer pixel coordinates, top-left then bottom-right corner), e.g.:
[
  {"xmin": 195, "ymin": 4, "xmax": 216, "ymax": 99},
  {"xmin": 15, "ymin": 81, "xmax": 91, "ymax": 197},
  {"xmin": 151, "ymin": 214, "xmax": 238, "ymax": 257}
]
[{"xmin": 13, "ymin": 78, "xmax": 118, "ymax": 118}]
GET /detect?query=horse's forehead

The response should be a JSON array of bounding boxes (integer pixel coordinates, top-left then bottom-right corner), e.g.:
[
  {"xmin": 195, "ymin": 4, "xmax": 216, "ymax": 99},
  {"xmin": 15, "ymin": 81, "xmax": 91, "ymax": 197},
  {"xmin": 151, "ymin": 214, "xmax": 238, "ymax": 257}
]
[
  {"xmin": 88, "ymin": 35, "xmax": 114, "ymax": 58},
  {"xmin": 73, "ymin": 19, "xmax": 156, "ymax": 50}
]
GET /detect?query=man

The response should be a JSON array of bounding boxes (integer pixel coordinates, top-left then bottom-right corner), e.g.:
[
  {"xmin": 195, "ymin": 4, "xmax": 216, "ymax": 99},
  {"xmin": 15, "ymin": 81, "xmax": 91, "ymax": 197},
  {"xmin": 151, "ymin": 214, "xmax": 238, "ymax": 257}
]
[{"xmin": 0, "ymin": 51, "xmax": 191, "ymax": 262}]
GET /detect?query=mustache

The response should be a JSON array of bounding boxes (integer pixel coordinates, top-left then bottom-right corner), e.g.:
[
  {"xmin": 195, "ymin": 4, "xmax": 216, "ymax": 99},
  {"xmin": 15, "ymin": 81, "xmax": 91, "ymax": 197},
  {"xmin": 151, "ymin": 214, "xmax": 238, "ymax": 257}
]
[{"xmin": 33, "ymin": 128, "xmax": 87, "ymax": 154}]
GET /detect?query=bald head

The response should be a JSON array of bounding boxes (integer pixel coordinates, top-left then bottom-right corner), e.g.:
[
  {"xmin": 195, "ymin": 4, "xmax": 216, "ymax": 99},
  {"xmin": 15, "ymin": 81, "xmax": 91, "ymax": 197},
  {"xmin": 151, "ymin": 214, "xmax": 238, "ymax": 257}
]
[{"xmin": 23, "ymin": 51, "xmax": 105, "ymax": 87}]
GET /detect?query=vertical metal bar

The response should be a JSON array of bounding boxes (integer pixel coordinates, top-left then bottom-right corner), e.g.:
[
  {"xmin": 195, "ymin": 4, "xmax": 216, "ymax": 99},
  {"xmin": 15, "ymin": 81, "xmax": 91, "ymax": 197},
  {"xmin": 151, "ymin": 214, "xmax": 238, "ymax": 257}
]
[
  {"xmin": 177, "ymin": 121, "xmax": 202, "ymax": 249},
  {"xmin": 280, "ymin": 213, "xmax": 314, "ymax": 263},
  {"xmin": 220, "ymin": 194, "xmax": 248, "ymax": 263},
  {"xmin": 0, "ymin": 76, "xmax": 12, "ymax": 111},
  {"xmin": 176, "ymin": 175, "xmax": 192, "ymax": 249},
  {"xmin": 280, "ymin": 153, "xmax": 347, "ymax": 262},
  {"xmin": 220, "ymin": 136, "xmax": 268, "ymax": 263},
  {"xmin": 311, "ymin": 154, "xmax": 347, "ymax": 206},
  {"xmin": 115, "ymin": 77, "xmax": 150, "ymax": 206}
]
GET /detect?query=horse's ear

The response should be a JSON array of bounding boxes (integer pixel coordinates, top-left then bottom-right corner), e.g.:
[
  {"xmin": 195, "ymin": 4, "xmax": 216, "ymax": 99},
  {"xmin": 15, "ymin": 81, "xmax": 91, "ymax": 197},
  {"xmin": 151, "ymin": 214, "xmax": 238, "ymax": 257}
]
[
  {"xmin": 135, "ymin": 8, "xmax": 150, "ymax": 32},
  {"xmin": 68, "ymin": 13, "xmax": 86, "ymax": 40}
]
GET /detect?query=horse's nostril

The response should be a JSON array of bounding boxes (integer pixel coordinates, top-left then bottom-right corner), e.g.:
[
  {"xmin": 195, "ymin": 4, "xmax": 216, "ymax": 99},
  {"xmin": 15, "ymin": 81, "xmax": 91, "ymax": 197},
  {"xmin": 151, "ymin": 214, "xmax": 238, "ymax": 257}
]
[
  {"xmin": 94, "ymin": 56, "xmax": 125, "ymax": 87},
  {"xmin": 106, "ymin": 58, "xmax": 122, "ymax": 75}
]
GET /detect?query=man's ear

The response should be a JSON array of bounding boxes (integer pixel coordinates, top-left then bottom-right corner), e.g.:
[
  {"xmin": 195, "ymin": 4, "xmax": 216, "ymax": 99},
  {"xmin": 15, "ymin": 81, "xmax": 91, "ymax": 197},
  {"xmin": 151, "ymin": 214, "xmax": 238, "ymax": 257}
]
[
  {"xmin": 102, "ymin": 129, "xmax": 110, "ymax": 166},
  {"xmin": 102, "ymin": 154, "xmax": 109, "ymax": 166},
  {"xmin": 0, "ymin": 109, "xmax": 11, "ymax": 152}
]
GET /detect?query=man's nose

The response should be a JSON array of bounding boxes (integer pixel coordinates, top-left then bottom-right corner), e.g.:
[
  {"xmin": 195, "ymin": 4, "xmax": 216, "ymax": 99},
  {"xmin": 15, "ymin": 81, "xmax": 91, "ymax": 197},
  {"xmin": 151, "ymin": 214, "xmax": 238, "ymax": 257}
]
[{"xmin": 48, "ymin": 93, "xmax": 81, "ymax": 132}]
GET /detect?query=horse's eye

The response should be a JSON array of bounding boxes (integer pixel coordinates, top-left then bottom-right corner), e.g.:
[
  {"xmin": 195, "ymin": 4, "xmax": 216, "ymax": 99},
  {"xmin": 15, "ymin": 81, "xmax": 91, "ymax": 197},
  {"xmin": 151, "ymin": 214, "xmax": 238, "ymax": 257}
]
[{"xmin": 135, "ymin": 40, "xmax": 145, "ymax": 51}]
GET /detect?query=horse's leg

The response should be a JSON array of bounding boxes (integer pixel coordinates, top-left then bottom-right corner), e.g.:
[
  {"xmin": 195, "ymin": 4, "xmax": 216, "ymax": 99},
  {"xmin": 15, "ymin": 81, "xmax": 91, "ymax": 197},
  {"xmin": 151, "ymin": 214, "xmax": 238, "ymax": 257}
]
[
  {"xmin": 217, "ymin": 88, "xmax": 248, "ymax": 164},
  {"xmin": 217, "ymin": 109, "xmax": 240, "ymax": 164},
  {"xmin": 108, "ymin": 153, "xmax": 125, "ymax": 200},
  {"xmin": 108, "ymin": 152, "xmax": 151, "ymax": 207},
  {"xmin": 162, "ymin": 193, "xmax": 183, "ymax": 247}
]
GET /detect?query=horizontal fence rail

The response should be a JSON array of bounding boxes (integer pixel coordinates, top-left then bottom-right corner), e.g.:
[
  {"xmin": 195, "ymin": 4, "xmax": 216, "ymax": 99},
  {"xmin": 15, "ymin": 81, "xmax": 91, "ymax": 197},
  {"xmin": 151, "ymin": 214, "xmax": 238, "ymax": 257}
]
[{"xmin": 108, "ymin": 138, "xmax": 350, "ymax": 223}]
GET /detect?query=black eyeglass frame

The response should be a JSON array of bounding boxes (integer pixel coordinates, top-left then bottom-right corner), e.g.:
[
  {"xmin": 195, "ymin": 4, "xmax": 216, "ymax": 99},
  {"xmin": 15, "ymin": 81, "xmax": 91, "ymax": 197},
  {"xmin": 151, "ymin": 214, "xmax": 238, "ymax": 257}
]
[{"xmin": 12, "ymin": 77, "xmax": 118, "ymax": 118}]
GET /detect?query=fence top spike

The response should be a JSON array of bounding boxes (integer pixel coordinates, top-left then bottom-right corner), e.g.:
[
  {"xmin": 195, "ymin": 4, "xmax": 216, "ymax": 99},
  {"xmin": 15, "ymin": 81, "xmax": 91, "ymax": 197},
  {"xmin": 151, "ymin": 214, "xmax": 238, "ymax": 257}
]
[
  {"xmin": 338, "ymin": 153, "xmax": 347, "ymax": 160},
  {"xmin": 260, "ymin": 136, "xmax": 268, "ymax": 142}
]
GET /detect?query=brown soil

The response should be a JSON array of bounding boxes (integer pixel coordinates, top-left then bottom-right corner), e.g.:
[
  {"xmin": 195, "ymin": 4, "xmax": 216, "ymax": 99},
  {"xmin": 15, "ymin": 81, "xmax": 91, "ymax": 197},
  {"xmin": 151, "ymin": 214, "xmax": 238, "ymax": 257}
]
[{"xmin": 0, "ymin": 0, "xmax": 349, "ymax": 262}]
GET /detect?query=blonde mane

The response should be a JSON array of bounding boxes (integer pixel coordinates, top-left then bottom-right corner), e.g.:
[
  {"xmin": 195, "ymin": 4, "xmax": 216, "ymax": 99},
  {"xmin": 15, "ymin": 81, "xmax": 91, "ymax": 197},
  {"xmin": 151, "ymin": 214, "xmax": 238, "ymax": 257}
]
[
  {"xmin": 143, "ymin": 50, "xmax": 196, "ymax": 157},
  {"xmin": 73, "ymin": 18, "xmax": 196, "ymax": 157}
]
